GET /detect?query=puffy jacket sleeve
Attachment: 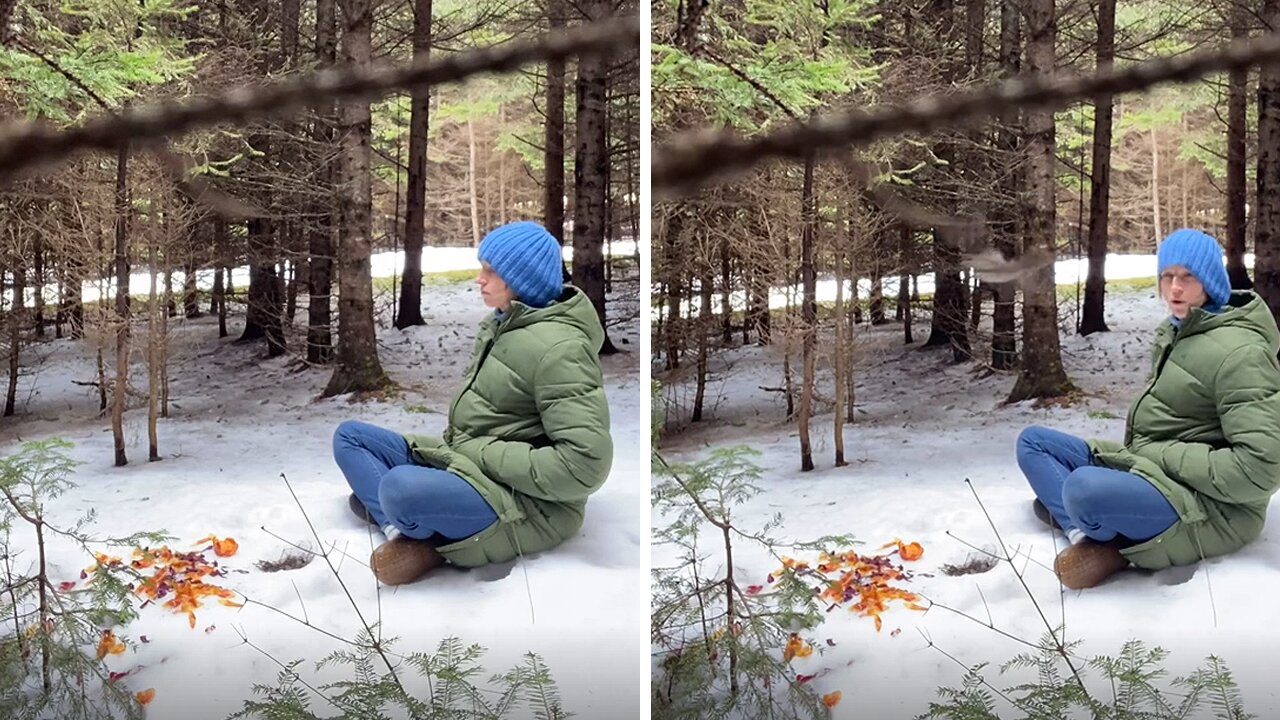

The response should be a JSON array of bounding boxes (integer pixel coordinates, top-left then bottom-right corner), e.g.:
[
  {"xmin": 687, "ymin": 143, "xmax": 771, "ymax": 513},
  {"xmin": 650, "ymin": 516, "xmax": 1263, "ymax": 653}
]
[
  {"xmin": 1158, "ymin": 343, "xmax": 1280, "ymax": 504},
  {"xmin": 472, "ymin": 338, "xmax": 613, "ymax": 502}
]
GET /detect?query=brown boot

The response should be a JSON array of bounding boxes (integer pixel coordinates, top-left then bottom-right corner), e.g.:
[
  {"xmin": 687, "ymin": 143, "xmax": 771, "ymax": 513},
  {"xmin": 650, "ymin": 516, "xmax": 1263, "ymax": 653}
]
[
  {"xmin": 371, "ymin": 537, "xmax": 446, "ymax": 585},
  {"xmin": 1053, "ymin": 539, "xmax": 1128, "ymax": 589},
  {"xmin": 1032, "ymin": 498, "xmax": 1062, "ymax": 530}
]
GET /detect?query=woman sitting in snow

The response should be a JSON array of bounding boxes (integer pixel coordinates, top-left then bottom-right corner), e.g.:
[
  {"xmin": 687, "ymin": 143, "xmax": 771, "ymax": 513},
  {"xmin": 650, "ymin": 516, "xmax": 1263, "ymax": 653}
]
[
  {"xmin": 1017, "ymin": 228, "xmax": 1280, "ymax": 589},
  {"xmin": 331, "ymin": 220, "xmax": 613, "ymax": 585}
]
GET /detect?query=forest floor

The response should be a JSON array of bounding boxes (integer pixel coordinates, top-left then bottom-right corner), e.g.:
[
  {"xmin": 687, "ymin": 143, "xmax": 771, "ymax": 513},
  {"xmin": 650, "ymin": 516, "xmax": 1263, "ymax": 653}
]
[
  {"xmin": 0, "ymin": 268, "xmax": 643, "ymax": 719},
  {"xmin": 655, "ymin": 283, "xmax": 1280, "ymax": 719}
]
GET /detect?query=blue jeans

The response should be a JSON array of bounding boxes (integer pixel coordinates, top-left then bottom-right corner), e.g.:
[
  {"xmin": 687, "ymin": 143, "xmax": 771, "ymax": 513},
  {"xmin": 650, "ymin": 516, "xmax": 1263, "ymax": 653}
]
[
  {"xmin": 332, "ymin": 420, "xmax": 498, "ymax": 541},
  {"xmin": 1015, "ymin": 426, "xmax": 1178, "ymax": 543}
]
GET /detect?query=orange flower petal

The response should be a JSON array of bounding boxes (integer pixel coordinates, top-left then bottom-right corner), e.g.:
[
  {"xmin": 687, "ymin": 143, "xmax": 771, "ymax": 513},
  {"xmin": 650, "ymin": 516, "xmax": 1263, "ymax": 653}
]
[
  {"xmin": 822, "ymin": 690, "xmax": 842, "ymax": 708},
  {"xmin": 136, "ymin": 688, "xmax": 155, "ymax": 706},
  {"xmin": 899, "ymin": 542, "xmax": 924, "ymax": 561},
  {"xmin": 212, "ymin": 537, "xmax": 238, "ymax": 558}
]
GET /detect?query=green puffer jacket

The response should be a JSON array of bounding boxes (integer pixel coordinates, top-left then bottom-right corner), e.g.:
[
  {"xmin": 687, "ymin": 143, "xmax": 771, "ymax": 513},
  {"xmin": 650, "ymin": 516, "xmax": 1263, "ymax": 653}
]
[
  {"xmin": 403, "ymin": 285, "xmax": 613, "ymax": 567},
  {"xmin": 1087, "ymin": 291, "xmax": 1280, "ymax": 570}
]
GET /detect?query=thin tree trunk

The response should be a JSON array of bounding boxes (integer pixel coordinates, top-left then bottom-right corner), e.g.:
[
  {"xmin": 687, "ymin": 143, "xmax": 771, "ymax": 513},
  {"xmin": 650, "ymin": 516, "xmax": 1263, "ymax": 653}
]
[
  {"xmin": 1080, "ymin": 0, "xmax": 1114, "ymax": 335},
  {"xmin": 664, "ymin": 213, "xmax": 683, "ymax": 368},
  {"xmin": 468, "ymin": 118, "xmax": 480, "ymax": 246},
  {"xmin": 545, "ymin": 0, "xmax": 566, "ymax": 245},
  {"xmin": 183, "ymin": 258, "xmax": 202, "ymax": 319},
  {"xmin": 1151, "ymin": 127, "xmax": 1162, "ymax": 243},
  {"xmin": 66, "ymin": 252, "xmax": 83, "ymax": 339},
  {"xmin": 692, "ymin": 268, "xmax": 711, "ymax": 422},
  {"xmin": 900, "ymin": 225, "xmax": 914, "ymax": 344},
  {"xmin": 55, "ymin": 263, "xmax": 64, "ymax": 339},
  {"xmin": 720, "ymin": 236, "xmax": 732, "ymax": 344},
  {"xmin": 160, "ymin": 235, "xmax": 171, "ymax": 419},
  {"xmin": 213, "ymin": 266, "xmax": 227, "ymax": 339},
  {"xmin": 498, "ymin": 104, "xmax": 507, "ymax": 224},
  {"xmin": 31, "ymin": 238, "xmax": 42, "ymax": 338},
  {"xmin": 323, "ymin": 0, "xmax": 387, "ymax": 396},
  {"xmin": 843, "ymin": 208, "xmax": 857, "ymax": 422},
  {"xmin": 309, "ymin": 0, "xmax": 336, "ymax": 361},
  {"xmin": 834, "ymin": 222, "xmax": 848, "ymax": 468},
  {"xmin": 1227, "ymin": 2, "xmax": 1253, "ymax": 289},
  {"xmin": 993, "ymin": 0, "xmax": 1021, "ymax": 369},
  {"xmin": 397, "ymin": 0, "xmax": 431, "ymax": 329},
  {"xmin": 572, "ymin": 0, "xmax": 617, "ymax": 354},
  {"xmin": 147, "ymin": 234, "xmax": 160, "ymax": 461},
  {"xmin": 870, "ymin": 271, "xmax": 885, "ymax": 324},
  {"xmin": 285, "ymin": 259, "xmax": 299, "ymax": 325},
  {"xmin": 5, "ymin": 264, "xmax": 23, "ymax": 417},
  {"xmin": 112, "ymin": 145, "xmax": 130, "ymax": 466},
  {"xmin": 1259, "ymin": 0, "xmax": 1280, "ymax": 318},
  {"xmin": 798, "ymin": 149, "xmax": 817, "ymax": 472}
]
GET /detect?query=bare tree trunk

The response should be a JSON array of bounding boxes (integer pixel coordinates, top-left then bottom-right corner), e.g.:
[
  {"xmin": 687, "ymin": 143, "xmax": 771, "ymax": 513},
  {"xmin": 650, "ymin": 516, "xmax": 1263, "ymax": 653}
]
[
  {"xmin": 396, "ymin": 0, "xmax": 431, "ymax": 329},
  {"xmin": 834, "ymin": 222, "xmax": 848, "ymax": 468},
  {"xmin": 5, "ymin": 262, "xmax": 24, "ymax": 417},
  {"xmin": 183, "ymin": 258, "xmax": 202, "ymax": 319},
  {"xmin": 160, "ymin": 237, "xmax": 171, "ymax": 419},
  {"xmin": 147, "ymin": 234, "xmax": 160, "ymax": 461},
  {"xmin": 572, "ymin": 0, "xmax": 617, "ymax": 354},
  {"xmin": 165, "ymin": 271, "xmax": 176, "ymax": 318},
  {"xmin": 664, "ymin": 213, "xmax": 683, "ymax": 368},
  {"xmin": 993, "ymin": 0, "xmax": 1020, "ymax": 369},
  {"xmin": 869, "ymin": 272, "xmax": 885, "ymax": 324},
  {"xmin": 323, "ymin": 0, "xmax": 388, "ymax": 397},
  {"xmin": 285, "ymin": 259, "xmax": 299, "ymax": 325},
  {"xmin": 899, "ymin": 225, "xmax": 914, "ymax": 344},
  {"xmin": 112, "ymin": 145, "xmax": 130, "ymax": 466},
  {"xmin": 31, "ymin": 238, "xmax": 42, "ymax": 338},
  {"xmin": 1009, "ymin": 0, "xmax": 1073, "ymax": 401},
  {"xmin": 1228, "ymin": 2, "xmax": 1253, "ymax": 289},
  {"xmin": 845, "ymin": 246, "xmax": 856, "ymax": 423},
  {"xmin": 468, "ymin": 118, "xmax": 481, "ymax": 246},
  {"xmin": 545, "ymin": 0, "xmax": 566, "ymax": 249},
  {"xmin": 797, "ymin": 150, "xmax": 817, "ymax": 472},
  {"xmin": 309, "ymin": 0, "xmax": 336, "ymax": 361},
  {"xmin": 720, "ymin": 236, "xmax": 732, "ymax": 344},
  {"xmin": 213, "ymin": 267, "xmax": 228, "ymax": 339},
  {"xmin": 1080, "ymin": 0, "xmax": 1113, "ymax": 335},
  {"xmin": 692, "ymin": 267, "xmax": 711, "ymax": 422},
  {"xmin": 55, "ymin": 262, "xmax": 64, "ymax": 340},
  {"xmin": 65, "ymin": 250, "xmax": 84, "ymax": 339},
  {"xmin": 498, "ymin": 104, "xmax": 507, "ymax": 225},
  {"xmin": 1150, "ymin": 127, "xmax": 1162, "ymax": 244},
  {"xmin": 1259, "ymin": 0, "xmax": 1280, "ymax": 317}
]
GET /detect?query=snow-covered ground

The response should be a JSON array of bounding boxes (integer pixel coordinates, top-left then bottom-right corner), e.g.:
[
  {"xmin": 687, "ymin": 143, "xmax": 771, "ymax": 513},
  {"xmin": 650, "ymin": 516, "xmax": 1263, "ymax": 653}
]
[
  {"xmin": 0, "ymin": 274, "xmax": 643, "ymax": 719},
  {"xmin": 655, "ymin": 281, "xmax": 1280, "ymax": 719}
]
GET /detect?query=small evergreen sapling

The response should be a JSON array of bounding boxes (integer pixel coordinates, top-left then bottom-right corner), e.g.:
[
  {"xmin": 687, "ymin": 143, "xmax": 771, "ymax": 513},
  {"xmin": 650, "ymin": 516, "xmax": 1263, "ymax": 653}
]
[{"xmin": 0, "ymin": 438, "xmax": 167, "ymax": 720}]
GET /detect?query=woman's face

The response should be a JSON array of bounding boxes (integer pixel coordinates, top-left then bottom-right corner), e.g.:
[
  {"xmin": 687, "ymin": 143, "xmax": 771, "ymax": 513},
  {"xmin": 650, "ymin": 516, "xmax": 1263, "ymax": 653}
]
[
  {"xmin": 1160, "ymin": 265, "xmax": 1207, "ymax": 320},
  {"xmin": 477, "ymin": 262, "xmax": 517, "ymax": 311}
]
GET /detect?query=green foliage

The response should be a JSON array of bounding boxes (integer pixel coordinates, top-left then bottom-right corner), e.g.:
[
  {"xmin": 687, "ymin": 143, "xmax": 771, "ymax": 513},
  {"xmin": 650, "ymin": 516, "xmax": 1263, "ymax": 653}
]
[
  {"xmin": 0, "ymin": 439, "xmax": 168, "ymax": 720},
  {"xmin": 652, "ymin": 0, "xmax": 881, "ymax": 132},
  {"xmin": 651, "ymin": 430, "xmax": 855, "ymax": 720},
  {"xmin": 922, "ymin": 639, "xmax": 1252, "ymax": 720},
  {"xmin": 230, "ymin": 635, "xmax": 570, "ymax": 720},
  {"xmin": 3, "ymin": 0, "xmax": 196, "ymax": 121}
]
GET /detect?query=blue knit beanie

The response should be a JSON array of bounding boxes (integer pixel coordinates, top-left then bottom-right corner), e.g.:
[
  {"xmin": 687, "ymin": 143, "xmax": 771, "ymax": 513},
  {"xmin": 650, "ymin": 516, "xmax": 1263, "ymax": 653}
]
[
  {"xmin": 477, "ymin": 221, "xmax": 565, "ymax": 309},
  {"xmin": 1156, "ymin": 228, "xmax": 1230, "ymax": 310}
]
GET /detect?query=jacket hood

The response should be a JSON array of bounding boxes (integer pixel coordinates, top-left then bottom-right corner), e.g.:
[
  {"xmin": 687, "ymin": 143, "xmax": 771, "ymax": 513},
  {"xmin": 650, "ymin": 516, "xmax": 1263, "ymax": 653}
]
[
  {"xmin": 497, "ymin": 285, "xmax": 605, "ymax": 351},
  {"xmin": 1173, "ymin": 291, "xmax": 1280, "ymax": 353}
]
